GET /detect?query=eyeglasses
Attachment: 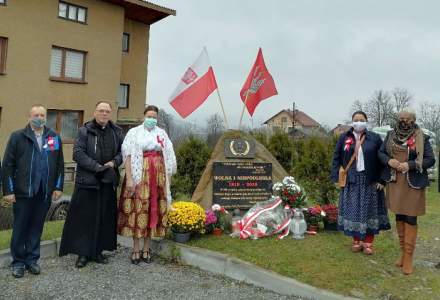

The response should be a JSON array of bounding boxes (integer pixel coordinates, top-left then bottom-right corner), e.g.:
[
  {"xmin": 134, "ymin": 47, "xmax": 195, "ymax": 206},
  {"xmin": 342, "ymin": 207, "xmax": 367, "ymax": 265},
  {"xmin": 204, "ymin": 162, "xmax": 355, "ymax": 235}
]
[{"xmin": 96, "ymin": 110, "xmax": 111, "ymax": 114}]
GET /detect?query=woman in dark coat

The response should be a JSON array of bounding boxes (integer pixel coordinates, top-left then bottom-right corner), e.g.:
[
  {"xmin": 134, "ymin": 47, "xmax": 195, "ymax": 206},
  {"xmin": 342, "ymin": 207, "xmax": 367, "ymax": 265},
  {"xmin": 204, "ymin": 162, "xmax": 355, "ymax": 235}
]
[
  {"xmin": 332, "ymin": 111, "xmax": 390, "ymax": 255},
  {"xmin": 59, "ymin": 101, "xmax": 124, "ymax": 268},
  {"xmin": 378, "ymin": 110, "xmax": 436, "ymax": 275}
]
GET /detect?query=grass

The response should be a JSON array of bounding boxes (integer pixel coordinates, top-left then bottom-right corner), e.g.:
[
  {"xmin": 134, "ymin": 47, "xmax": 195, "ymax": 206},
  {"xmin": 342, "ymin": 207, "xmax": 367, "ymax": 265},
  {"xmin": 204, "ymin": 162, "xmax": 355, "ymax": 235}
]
[
  {"xmin": 0, "ymin": 220, "xmax": 65, "ymax": 251},
  {"xmin": 189, "ymin": 183, "xmax": 440, "ymax": 300}
]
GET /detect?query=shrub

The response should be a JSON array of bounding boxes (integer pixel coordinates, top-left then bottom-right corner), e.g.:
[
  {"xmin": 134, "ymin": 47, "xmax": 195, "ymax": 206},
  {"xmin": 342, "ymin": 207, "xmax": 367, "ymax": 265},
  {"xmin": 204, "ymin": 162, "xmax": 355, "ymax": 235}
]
[{"xmin": 171, "ymin": 136, "xmax": 211, "ymax": 198}]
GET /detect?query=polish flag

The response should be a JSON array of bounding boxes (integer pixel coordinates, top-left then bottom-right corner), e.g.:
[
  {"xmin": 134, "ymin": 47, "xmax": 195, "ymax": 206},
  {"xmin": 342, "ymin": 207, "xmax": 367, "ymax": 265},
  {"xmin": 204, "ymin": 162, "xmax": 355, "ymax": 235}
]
[{"xmin": 169, "ymin": 48, "xmax": 218, "ymax": 118}]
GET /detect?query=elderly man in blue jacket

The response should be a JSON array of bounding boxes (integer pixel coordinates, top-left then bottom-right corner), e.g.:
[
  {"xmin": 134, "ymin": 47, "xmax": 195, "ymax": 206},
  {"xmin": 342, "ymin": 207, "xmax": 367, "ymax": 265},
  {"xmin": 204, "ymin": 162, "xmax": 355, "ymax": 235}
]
[{"xmin": 2, "ymin": 104, "xmax": 64, "ymax": 278}]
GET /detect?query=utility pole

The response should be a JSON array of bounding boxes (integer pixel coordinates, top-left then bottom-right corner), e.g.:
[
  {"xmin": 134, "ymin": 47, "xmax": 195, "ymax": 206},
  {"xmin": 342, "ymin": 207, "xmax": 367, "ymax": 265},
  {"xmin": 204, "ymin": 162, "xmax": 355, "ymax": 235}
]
[{"xmin": 291, "ymin": 101, "xmax": 296, "ymax": 173}]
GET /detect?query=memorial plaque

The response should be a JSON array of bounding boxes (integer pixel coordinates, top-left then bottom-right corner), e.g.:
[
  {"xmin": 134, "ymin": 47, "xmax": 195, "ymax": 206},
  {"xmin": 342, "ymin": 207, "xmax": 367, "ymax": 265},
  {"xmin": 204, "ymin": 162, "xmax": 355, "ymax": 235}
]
[
  {"xmin": 224, "ymin": 138, "xmax": 255, "ymax": 159},
  {"xmin": 213, "ymin": 161, "xmax": 272, "ymax": 208}
]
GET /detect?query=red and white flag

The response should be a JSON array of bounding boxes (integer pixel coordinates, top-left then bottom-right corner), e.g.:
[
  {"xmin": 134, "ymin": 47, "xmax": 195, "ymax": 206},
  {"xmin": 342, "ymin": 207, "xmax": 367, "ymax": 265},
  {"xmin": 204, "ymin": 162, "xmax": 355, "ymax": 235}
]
[
  {"xmin": 240, "ymin": 48, "xmax": 278, "ymax": 116},
  {"xmin": 169, "ymin": 48, "xmax": 218, "ymax": 118}
]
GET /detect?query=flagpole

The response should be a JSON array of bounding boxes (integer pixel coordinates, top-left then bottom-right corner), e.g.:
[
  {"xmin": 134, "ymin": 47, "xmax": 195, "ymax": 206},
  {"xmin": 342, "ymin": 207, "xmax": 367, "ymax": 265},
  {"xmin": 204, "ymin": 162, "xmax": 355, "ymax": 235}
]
[
  {"xmin": 204, "ymin": 46, "xmax": 230, "ymax": 130},
  {"xmin": 215, "ymin": 89, "xmax": 230, "ymax": 129},
  {"xmin": 238, "ymin": 91, "xmax": 250, "ymax": 129}
]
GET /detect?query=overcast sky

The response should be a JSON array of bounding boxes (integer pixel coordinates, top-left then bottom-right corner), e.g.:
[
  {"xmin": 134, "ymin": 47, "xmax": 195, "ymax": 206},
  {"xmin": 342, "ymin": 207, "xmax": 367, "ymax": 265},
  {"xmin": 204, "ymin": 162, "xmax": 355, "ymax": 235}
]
[{"xmin": 146, "ymin": 0, "xmax": 440, "ymax": 129}]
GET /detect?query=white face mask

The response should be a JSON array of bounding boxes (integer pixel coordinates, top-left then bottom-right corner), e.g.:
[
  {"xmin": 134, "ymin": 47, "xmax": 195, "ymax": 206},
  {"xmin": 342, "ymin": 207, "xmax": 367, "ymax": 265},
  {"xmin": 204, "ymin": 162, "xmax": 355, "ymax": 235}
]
[{"xmin": 352, "ymin": 121, "xmax": 367, "ymax": 133}]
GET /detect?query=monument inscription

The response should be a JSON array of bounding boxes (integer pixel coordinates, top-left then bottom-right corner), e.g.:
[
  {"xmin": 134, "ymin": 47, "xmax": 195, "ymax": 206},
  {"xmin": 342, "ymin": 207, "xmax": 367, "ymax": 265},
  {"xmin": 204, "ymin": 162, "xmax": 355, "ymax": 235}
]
[{"xmin": 212, "ymin": 161, "xmax": 272, "ymax": 208}]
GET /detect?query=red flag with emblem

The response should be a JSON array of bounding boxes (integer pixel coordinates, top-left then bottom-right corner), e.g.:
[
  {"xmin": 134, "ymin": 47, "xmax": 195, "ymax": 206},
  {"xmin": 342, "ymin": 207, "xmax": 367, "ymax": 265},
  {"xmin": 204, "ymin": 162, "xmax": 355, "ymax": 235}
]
[
  {"xmin": 240, "ymin": 48, "xmax": 278, "ymax": 116},
  {"xmin": 169, "ymin": 48, "xmax": 218, "ymax": 118}
]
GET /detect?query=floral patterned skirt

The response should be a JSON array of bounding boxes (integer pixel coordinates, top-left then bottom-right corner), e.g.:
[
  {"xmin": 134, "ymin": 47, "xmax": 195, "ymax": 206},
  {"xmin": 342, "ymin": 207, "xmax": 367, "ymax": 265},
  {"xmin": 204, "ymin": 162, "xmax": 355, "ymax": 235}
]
[
  {"xmin": 117, "ymin": 151, "xmax": 168, "ymax": 239},
  {"xmin": 338, "ymin": 171, "xmax": 391, "ymax": 239}
]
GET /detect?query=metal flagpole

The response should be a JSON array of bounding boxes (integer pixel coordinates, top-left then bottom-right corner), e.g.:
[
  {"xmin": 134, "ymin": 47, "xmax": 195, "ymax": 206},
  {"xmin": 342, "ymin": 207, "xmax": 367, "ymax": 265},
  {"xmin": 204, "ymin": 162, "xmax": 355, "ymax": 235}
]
[
  {"xmin": 205, "ymin": 47, "xmax": 230, "ymax": 130},
  {"xmin": 215, "ymin": 88, "xmax": 230, "ymax": 129}
]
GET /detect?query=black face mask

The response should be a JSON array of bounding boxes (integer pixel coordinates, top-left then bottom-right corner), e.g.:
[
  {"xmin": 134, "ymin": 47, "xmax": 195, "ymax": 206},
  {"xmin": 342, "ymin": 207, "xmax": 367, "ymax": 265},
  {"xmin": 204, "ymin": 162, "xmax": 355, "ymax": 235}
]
[{"xmin": 398, "ymin": 120, "xmax": 414, "ymax": 131}]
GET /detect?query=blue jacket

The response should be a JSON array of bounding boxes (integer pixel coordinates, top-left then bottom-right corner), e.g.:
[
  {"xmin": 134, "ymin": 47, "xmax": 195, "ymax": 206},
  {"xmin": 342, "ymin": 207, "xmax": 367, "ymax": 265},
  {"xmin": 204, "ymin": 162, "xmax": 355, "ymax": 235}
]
[
  {"xmin": 378, "ymin": 131, "xmax": 435, "ymax": 189},
  {"xmin": 2, "ymin": 125, "xmax": 64, "ymax": 199},
  {"xmin": 331, "ymin": 129, "xmax": 384, "ymax": 185}
]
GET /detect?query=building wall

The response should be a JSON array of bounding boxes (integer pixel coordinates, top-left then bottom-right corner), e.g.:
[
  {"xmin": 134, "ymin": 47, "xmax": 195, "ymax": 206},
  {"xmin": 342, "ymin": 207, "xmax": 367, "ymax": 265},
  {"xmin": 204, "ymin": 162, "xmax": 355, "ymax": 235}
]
[
  {"xmin": 266, "ymin": 111, "xmax": 293, "ymax": 133},
  {"xmin": 0, "ymin": 0, "xmax": 149, "ymax": 162},
  {"xmin": 118, "ymin": 18, "xmax": 150, "ymax": 121}
]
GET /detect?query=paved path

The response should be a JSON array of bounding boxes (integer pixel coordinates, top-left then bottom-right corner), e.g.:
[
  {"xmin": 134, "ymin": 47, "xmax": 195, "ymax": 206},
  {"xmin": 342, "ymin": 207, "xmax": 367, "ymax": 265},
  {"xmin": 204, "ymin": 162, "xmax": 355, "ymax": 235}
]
[{"xmin": 0, "ymin": 247, "xmax": 301, "ymax": 300}]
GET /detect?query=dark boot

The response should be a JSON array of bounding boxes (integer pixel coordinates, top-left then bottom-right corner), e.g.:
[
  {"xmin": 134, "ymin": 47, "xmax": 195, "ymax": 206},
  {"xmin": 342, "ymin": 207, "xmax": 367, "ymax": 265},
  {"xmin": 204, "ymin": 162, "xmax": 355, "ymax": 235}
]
[
  {"xmin": 395, "ymin": 221, "xmax": 405, "ymax": 267},
  {"xmin": 402, "ymin": 223, "xmax": 417, "ymax": 275},
  {"xmin": 75, "ymin": 256, "xmax": 88, "ymax": 268},
  {"xmin": 95, "ymin": 253, "xmax": 109, "ymax": 264}
]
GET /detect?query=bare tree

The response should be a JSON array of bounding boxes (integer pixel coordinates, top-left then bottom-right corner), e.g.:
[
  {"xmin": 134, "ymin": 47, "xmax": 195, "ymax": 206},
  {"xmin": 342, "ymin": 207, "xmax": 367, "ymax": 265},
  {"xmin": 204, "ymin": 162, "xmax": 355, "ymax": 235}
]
[
  {"xmin": 392, "ymin": 87, "xmax": 413, "ymax": 113},
  {"xmin": 418, "ymin": 101, "xmax": 440, "ymax": 145},
  {"xmin": 364, "ymin": 90, "xmax": 394, "ymax": 127},
  {"xmin": 350, "ymin": 100, "xmax": 365, "ymax": 116},
  {"xmin": 158, "ymin": 109, "xmax": 173, "ymax": 136},
  {"xmin": 206, "ymin": 113, "xmax": 225, "ymax": 147}
]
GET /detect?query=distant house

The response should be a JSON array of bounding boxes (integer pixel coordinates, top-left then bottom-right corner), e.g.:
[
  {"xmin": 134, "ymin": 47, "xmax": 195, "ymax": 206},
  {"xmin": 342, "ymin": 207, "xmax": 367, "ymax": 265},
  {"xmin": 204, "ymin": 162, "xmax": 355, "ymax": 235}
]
[
  {"xmin": 263, "ymin": 109, "xmax": 326, "ymax": 138},
  {"xmin": 331, "ymin": 124, "xmax": 351, "ymax": 136}
]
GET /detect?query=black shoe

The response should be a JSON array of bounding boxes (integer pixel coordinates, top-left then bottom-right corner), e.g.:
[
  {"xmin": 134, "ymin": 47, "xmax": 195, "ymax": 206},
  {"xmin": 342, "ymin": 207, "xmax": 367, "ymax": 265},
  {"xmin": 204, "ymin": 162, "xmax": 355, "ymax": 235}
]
[
  {"xmin": 27, "ymin": 263, "xmax": 41, "ymax": 275},
  {"xmin": 75, "ymin": 256, "xmax": 88, "ymax": 268},
  {"xmin": 12, "ymin": 267, "xmax": 25, "ymax": 278},
  {"xmin": 95, "ymin": 253, "xmax": 109, "ymax": 264},
  {"xmin": 141, "ymin": 249, "xmax": 152, "ymax": 264},
  {"xmin": 130, "ymin": 251, "xmax": 140, "ymax": 265}
]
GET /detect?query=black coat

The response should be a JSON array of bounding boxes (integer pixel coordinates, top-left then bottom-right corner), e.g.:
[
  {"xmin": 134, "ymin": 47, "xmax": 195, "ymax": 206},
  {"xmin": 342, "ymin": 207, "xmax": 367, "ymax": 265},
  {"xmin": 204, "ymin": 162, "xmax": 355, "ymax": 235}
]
[
  {"xmin": 378, "ymin": 132, "xmax": 436, "ymax": 189},
  {"xmin": 2, "ymin": 125, "xmax": 64, "ymax": 198},
  {"xmin": 331, "ymin": 129, "xmax": 384, "ymax": 185},
  {"xmin": 73, "ymin": 120, "xmax": 124, "ymax": 189}
]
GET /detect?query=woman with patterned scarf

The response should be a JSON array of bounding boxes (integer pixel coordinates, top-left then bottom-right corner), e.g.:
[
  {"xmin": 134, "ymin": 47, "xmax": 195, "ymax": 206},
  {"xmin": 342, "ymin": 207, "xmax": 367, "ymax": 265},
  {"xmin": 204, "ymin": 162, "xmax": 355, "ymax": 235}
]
[{"xmin": 379, "ymin": 110, "xmax": 436, "ymax": 275}]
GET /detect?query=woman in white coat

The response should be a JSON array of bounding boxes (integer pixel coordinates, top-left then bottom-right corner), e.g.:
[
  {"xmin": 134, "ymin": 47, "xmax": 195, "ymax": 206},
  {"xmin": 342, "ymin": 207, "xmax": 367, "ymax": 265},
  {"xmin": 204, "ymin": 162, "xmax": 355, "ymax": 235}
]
[{"xmin": 117, "ymin": 105, "xmax": 176, "ymax": 264}]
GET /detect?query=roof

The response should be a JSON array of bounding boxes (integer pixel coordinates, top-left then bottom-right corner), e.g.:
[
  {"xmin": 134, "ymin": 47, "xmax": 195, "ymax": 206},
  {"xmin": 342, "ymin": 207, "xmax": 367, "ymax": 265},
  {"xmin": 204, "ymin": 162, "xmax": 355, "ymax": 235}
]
[
  {"xmin": 263, "ymin": 109, "xmax": 320, "ymax": 127},
  {"xmin": 331, "ymin": 124, "xmax": 351, "ymax": 132},
  {"xmin": 103, "ymin": 0, "xmax": 176, "ymax": 25}
]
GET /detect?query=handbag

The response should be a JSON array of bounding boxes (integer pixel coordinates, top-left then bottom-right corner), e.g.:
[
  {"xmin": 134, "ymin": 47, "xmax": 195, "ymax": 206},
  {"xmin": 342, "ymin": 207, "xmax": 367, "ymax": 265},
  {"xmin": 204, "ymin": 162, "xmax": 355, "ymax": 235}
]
[{"xmin": 338, "ymin": 135, "xmax": 365, "ymax": 188}]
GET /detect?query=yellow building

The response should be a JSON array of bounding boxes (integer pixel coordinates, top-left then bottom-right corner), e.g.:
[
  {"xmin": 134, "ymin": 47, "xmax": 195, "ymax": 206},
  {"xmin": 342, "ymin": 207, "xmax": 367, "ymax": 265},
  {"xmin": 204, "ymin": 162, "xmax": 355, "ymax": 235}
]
[
  {"xmin": 0, "ymin": 0, "xmax": 175, "ymax": 164},
  {"xmin": 263, "ymin": 109, "xmax": 325, "ymax": 138}
]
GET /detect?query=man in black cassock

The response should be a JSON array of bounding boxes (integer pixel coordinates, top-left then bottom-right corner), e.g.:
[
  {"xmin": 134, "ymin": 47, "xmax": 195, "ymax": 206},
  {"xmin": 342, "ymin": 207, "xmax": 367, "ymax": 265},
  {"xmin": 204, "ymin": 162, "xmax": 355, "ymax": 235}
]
[{"xmin": 59, "ymin": 101, "xmax": 124, "ymax": 268}]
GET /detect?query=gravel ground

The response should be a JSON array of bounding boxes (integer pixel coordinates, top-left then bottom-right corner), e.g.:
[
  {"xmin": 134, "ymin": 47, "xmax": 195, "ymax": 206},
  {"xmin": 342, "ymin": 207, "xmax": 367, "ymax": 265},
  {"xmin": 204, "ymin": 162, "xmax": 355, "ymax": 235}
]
[{"xmin": 0, "ymin": 247, "xmax": 302, "ymax": 300}]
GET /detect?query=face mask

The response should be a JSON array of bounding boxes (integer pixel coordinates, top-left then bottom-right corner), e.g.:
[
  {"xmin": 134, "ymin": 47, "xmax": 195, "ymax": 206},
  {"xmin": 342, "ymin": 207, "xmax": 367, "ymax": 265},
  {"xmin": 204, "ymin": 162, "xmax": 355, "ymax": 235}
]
[
  {"xmin": 143, "ymin": 117, "xmax": 157, "ymax": 129},
  {"xmin": 352, "ymin": 121, "xmax": 367, "ymax": 133},
  {"xmin": 398, "ymin": 120, "xmax": 414, "ymax": 131},
  {"xmin": 31, "ymin": 117, "xmax": 46, "ymax": 129}
]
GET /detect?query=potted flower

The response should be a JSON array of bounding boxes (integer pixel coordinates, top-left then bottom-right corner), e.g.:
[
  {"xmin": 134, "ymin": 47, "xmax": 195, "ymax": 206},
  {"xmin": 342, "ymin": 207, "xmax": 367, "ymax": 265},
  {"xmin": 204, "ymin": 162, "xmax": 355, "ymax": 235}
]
[
  {"xmin": 167, "ymin": 201, "xmax": 206, "ymax": 243},
  {"xmin": 305, "ymin": 205, "xmax": 325, "ymax": 232},
  {"xmin": 206, "ymin": 204, "xmax": 230, "ymax": 236},
  {"xmin": 322, "ymin": 203, "xmax": 338, "ymax": 231},
  {"xmin": 272, "ymin": 176, "xmax": 307, "ymax": 209}
]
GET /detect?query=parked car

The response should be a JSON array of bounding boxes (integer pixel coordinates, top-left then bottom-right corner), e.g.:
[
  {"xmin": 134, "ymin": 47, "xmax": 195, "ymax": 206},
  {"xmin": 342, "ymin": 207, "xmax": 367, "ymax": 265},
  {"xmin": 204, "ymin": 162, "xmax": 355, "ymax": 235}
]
[
  {"xmin": 0, "ymin": 195, "xmax": 71, "ymax": 231},
  {"xmin": 372, "ymin": 126, "xmax": 438, "ymax": 181}
]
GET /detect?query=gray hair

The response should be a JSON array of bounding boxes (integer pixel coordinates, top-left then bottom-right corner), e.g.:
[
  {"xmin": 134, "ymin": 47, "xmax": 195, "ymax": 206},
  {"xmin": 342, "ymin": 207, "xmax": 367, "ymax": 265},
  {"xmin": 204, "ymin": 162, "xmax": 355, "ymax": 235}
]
[{"xmin": 398, "ymin": 109, "xmax": 416, "ymax": 121}]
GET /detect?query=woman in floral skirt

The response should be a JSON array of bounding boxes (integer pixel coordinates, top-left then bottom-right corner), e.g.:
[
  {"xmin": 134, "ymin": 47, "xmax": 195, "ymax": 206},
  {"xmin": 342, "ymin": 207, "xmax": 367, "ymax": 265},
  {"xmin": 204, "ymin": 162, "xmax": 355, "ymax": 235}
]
[
  {"xmin": 331, "ymin": 111, "xmax": 390, "ymax": 254},
  {"xmin": 117, "ymin": 105, "xmax": 176, "ymax": 264}
]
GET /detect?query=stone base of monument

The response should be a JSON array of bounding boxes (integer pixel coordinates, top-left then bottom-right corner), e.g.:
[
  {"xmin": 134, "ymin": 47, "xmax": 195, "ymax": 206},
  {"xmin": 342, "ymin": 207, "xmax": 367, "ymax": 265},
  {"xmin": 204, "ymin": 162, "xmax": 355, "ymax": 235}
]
[{"xmin": 191, "ymin": 130, "xmax": 289, "ymax": 211}]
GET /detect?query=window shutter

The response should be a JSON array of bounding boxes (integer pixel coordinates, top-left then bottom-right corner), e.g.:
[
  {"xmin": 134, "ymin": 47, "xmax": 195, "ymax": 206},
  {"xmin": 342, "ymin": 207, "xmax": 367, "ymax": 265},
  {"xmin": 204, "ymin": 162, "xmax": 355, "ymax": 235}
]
[
  {"xmin": 65, "ymin": 51, "xmax": 84, "ymax": 79},
  {"xmin": 50, "ymin": 48, "xmax": 63, "ymax": 77}
]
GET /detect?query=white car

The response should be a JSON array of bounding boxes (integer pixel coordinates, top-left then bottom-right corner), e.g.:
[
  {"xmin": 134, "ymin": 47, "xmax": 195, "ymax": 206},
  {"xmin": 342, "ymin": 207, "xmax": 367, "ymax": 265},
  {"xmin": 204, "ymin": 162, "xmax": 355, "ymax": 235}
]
[{"xmin": 372, "ymin": 126, "xmax": 438, "ymax": 181}]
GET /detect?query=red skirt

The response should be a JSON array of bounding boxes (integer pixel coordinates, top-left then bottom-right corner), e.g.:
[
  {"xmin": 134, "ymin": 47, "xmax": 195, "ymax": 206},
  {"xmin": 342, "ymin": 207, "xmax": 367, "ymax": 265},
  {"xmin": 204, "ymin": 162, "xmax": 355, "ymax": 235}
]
[{"xmin": 117, "ymin": 151, "xmax": 168, "ymax": 239}]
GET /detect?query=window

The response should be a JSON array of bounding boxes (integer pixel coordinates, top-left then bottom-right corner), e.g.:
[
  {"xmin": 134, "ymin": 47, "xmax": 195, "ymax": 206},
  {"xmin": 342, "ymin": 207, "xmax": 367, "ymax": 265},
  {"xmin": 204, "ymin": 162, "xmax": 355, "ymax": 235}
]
[
  {"xmin": 0, "ymin": 37, "xmax": 7, "ymax": 74},
  {"xmin": 118, "ymin": 84, "xmax": 130, "ymax": 108},
  {"xmin": 50, "ymin": 46, "xmax": 86, "ymax": 83},
  {"xmin": 46, "ymin": 110, "xmax": 83, "ymax": 143},
  {"xmin": 281, "ymin": 117, "xmax": 287, "ymax": 123},
  {"xmin": 0, "ymin": 0, "xmax": 6, "ymax": 5},
  {"xmin": 122, "ymin": 33, "xmax": 130, "ymax": 53},
  {"xmin": 58, "ymin": 1, "xmax": 87, "ymax": 23}
]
